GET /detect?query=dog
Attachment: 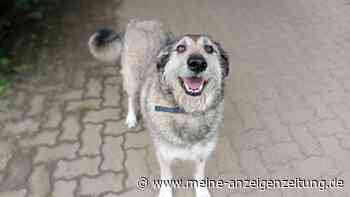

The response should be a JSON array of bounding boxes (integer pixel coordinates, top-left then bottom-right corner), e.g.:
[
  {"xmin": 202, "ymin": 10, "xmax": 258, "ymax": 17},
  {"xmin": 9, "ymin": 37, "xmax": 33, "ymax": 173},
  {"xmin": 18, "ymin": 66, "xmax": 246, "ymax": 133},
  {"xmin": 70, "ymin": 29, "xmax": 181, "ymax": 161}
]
[{"xmin": 89, "ymin": 19, "xmax": 229, "ymax": 197}]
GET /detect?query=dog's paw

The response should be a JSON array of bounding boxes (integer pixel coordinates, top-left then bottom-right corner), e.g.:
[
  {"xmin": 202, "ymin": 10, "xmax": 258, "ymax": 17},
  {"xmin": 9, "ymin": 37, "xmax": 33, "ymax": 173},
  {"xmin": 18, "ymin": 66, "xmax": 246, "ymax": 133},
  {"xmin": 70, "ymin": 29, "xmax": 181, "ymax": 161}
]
[
  {"xmin": 158, "ymin": 187, "xmax": 172, "ymax": 197},
  {"xmin": 195, "ymin": 187, "xmax": 211, "ymax": 197},
  {"xmin": 125, "ymin": 112, "xmax": 137, "ymax": 128}
]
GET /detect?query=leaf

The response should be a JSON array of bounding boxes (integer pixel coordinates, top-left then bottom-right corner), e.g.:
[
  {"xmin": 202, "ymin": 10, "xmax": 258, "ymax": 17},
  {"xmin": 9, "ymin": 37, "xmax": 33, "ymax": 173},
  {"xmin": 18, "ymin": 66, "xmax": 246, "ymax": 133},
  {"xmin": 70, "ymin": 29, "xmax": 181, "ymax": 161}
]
[
  {"xmin": 0, "ymin": 79, "xmax": 9, "ymax": 96},
  {"xmin": 0, "ymin": 58, "xmax": 11, "ymax": 66}
]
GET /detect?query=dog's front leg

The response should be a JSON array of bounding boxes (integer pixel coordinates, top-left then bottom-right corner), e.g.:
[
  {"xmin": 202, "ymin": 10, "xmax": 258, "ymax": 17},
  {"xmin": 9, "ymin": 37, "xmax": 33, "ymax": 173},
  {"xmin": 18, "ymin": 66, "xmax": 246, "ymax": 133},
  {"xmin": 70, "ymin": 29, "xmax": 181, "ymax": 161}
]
[
  {"xmin": 194, "ymin": 159, "xmax": 211, "ymax": 197},
  {"xmin": 156, "ymin": 150, "xmax": 173, "ymax": 197}
]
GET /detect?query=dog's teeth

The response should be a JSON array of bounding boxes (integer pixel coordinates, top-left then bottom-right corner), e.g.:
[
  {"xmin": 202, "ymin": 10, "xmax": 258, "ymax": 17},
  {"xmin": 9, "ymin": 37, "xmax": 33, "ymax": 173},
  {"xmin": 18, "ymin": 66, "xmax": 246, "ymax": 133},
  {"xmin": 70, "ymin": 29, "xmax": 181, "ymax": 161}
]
[{"xmin": 184, "ymin": 82, "xmax": 190, "ymax": 91}]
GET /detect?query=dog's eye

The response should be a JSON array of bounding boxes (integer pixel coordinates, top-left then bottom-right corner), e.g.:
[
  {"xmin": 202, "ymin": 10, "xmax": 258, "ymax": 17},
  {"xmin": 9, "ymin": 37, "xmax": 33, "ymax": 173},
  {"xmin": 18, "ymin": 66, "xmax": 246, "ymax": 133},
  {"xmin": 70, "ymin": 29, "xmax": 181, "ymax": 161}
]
[
  {"xmin": 204, "ymin": 45, "xmax": 214, "ymax": 54},
  {"xmin": 176, "ymin": 45, "xmax": 186, "ymax": 53}
]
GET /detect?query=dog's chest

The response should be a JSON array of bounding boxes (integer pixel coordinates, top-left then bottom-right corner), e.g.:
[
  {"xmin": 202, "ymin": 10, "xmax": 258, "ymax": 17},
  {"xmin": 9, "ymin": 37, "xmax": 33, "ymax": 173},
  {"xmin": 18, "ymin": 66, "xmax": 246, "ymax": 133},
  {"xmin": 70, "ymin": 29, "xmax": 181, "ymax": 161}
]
[
  {"xmin": 172, "ymin": 111, "xmax": 215, "ymax": 142},
  {"xmin": 146, "ymin": 99, "xmax": 223, "ymax": 145}
]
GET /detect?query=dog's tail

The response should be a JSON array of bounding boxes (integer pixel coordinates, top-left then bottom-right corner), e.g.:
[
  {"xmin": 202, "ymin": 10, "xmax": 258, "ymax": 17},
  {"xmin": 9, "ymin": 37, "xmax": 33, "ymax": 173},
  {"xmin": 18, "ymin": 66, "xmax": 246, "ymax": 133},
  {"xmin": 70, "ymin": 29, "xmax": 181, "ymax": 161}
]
[{"xmin": 88, "ymin": 28, "xmax": 124, "ymax": 62}]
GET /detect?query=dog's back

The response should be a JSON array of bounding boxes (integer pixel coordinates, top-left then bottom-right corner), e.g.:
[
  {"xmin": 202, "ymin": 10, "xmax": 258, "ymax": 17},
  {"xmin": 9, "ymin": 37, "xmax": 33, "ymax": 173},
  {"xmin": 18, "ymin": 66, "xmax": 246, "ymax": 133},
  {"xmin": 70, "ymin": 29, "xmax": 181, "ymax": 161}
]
[
  {"xmin": 121, "ymin": 20, "xmax": 169, "ymax": 96},
  {"xmin": 88, "ymin": 19, "xmax": 169, "ymax": 127}
]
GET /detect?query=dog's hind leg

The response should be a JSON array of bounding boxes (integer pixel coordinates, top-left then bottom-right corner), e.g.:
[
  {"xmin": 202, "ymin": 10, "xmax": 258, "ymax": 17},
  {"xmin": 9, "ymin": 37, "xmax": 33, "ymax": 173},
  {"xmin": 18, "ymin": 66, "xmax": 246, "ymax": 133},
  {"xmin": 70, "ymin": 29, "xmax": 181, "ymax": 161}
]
[
  {"xmin": 125, "ymin": 95, "xmax": 138, "ymax": 128},
  {"xmin": 156, "ymin": 150, "xmax": 173, "ymax": 197},
  {"xmin": 194, "ymin": 159, "xmax": 211, "ymax": 197}
]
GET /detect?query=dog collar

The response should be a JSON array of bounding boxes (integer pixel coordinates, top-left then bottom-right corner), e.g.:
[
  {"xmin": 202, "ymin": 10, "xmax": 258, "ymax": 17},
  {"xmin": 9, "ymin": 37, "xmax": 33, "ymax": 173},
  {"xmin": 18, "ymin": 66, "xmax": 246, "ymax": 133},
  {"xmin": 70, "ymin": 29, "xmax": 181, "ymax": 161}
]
[{"xmin": 154, "ymin": 105, "xmax": 185, "ymax": 113}]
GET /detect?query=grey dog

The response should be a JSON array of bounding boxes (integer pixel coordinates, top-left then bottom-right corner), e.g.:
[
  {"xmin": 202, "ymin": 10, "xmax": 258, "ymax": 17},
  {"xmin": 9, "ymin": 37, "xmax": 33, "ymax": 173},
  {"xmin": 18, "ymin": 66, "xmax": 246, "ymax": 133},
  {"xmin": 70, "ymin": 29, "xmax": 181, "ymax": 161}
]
[{"xmin": 89, "ymin": 19, "xmax": 229, "ymax": 197}]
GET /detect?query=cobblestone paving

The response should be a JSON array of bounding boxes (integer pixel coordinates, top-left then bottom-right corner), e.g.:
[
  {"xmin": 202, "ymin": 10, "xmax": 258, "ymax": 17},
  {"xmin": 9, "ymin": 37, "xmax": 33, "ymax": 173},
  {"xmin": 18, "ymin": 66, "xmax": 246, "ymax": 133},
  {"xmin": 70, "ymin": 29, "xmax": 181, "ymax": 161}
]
[{"xmin": 1, "ymin": 0, "xmax": 350, "ymax": 196}]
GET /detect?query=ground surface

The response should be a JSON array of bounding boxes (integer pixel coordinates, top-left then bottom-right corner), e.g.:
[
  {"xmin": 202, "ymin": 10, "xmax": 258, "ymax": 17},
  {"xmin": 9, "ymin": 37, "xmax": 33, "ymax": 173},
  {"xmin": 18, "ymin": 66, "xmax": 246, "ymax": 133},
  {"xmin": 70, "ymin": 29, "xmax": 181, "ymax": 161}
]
[{"xmin": 1, "ymin": 0, "xmax": 350, "ymax": 196}]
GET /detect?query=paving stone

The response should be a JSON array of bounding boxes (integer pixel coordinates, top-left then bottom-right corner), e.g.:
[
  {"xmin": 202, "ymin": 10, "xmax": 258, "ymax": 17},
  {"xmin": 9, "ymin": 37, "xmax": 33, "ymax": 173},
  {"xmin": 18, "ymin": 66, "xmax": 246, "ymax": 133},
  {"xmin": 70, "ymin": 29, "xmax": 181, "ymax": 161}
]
[
  {"xmin": 342, "ymin": 79, "xmax": 350, "ymax": 92},
  {"xmin": 70, "ymin": 69, "xmax": 86, "ymax": 88},
  {"xmin": 305, "ymin": 94, "xmax": 334, "ymax": 119},
  {"xmin": 282, "ymin": 189, "xmax": 305, "ymax": 197},
  {"xmin": 236, "ymin": 102, "xmax": 263, "ymax": 129},
  {"xmin": 27, "ymin": 94, "xmax": 45, "ymax": 116},
  {"xmin": 66, "ymin": 98, "xmax": 101, "ymax": 112},
  {"xmin": 308, "ymin": 119, "xmax": 346, "ymax": 137},
  {"xmin": 52, "ymin": 180, "xmax": 76, "ymax": 197},
  {"xmin": 277, "ymin": 94, "xmax": 309, "ymax": 112},
  {"xmin": 322, "ymin": 90, "xmax": 350, "ymax": 104},
  {"xmin": 66, "ymin": 99, "xmax": 102, "ymax": 112},
  {"xmin": 289, "ymin": 125, "xmax": 322, "ymax": 156},
  {"xmin": 233, "ymin": 129, "xmax": 272, "ymax": 150},
  {"xmin": 256, "ymin": 98, "xmax": 279, "ymax": 114},
  {"xmin": 0, "ymin": 110, "xmax": 23, "ymax": 122},
  {"xmin": 80, "ymin": 173, "xmax": 123, "ymax": 196},
  {"xmin": 105, "ymin": 76, "xmax": 122, "ymax": 85},
  {"xmin": 13, "ymin": 91, "xmax": 27, "ymax": 108},
  {"xmin": 19, "ymin": 129, "xmax": 59, "ymax": 147},
  {"xmin": 211, "ymin": 137, "xmax": 241, "ymax": 176},
  {"xmin": 27, "ymin": 165, "xmax": 51, "ymax": 197},
  {"xmin": 79, "ymin": 124, "xmax": 103, "ymax": 156},
  {"xmin": 276, "ymin": 75, "xmax": 304, "ymax": 97},
  {"xmin": 335, "ymin": 133, "xmax": 350, "ymax": 150},
  {"xmin": 104, "ymin": 121, "xmax": 128, "ymax": 135},
  {"xmin": 261, "ymin": 114, "xmax": 291, "ymax": 143},
  {"xmin": 54, "ymin": 157, "xmax": 101, "ymax": 179},
  {"xmin": 239, "ymin": 149, "xmax": 268, "ymax": 177},
  {"xmin": 0, "ymin": 189, "xmax": 27, "ymax": 197},
  {"xmin": 125, "ymin": 131, "xmax": 150, "ymax": 148},
  {"xmin": 304, "ymin": 190, "xmax": 334, "ymax": 197},
  {"xmin": 101, "ymin": 136, "xmax": 124, "ymax": 172},
  {"xmin": 117, "ymin": 189, "xmax": 154, "ymax": 197},
  {"xmin": 221, "ymin": 115, "xmax": 243, "ymax": 136},
  {"xmin": 103, "ymin": 85, "xmax": 121, "ymax": 107},
  {"xmin": 0, "ymin": 151, "xmax": 32, "ymax": 190},
  {"xmin": 280, "ymin": 109, "xmax": 317, "ymax": 125},
  {"xmin": 42, "ymin": 105, "xmax": 63, "ymax": 128},
  {"xmin": 292, "ymin": 157, "xmax": 338, "ymax": 178},
  {"xmin": 260, "ymin": 142, "xmax": 304, "ymax": 165},
  {"xmin": 85, "ymin": 78, "xmax": 102, "ymax": 98},
  {"xmin": 125, "ymin": 149, "xmax": 148, "ymax": 188},
  {"xmin": 101, "ymin": 66, "xmax": 118, "ymax": 75},
  {"xmin": 4, "ymin": 118, "xmax": 40, "ymax": 136},
  {"xmin": 56, "ymin": 89, "xmax": 83, "ymax": 101},
  {"xmin": 329, "ymin": 103, "xmax": 350, "ymax": 129},
  {"xmin": 331, "ymin": 67, "xmax": 350, "ymax": 80},
  {"xmin": 0, "ymin": 140, "xmax": 14, "ymax": 171},
  {"xmin": 61, "ymin": 114, "xmax": 81, "ymax": 141},
  {"xmin": 34, "ymin": 143, "xmax": 79, "ymax": 163},
  {"xmin": 83, "ymin": 108, "xmax": 121, "ymax": 123},
  {"xmin": 269, "ymin": 163, "xmax": 297, "ymax": 178},
  {"xmin": 319, "ymin": 137, "xmax": 350, "ymax": 172}
]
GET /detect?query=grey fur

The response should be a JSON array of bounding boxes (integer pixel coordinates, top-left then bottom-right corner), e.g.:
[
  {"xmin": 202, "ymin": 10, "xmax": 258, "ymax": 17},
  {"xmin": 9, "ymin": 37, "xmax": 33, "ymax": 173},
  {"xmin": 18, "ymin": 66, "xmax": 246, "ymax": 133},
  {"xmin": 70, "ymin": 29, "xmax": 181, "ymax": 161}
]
[{"xmin": 88, "ymin": 19, "xmax": 229, "ymax": 197}]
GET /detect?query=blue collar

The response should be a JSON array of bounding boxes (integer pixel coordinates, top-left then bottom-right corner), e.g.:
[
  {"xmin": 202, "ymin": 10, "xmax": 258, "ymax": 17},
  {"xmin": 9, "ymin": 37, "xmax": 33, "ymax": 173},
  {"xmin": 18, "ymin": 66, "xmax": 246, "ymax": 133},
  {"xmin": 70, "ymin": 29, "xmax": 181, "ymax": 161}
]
[{"xmin": 154, "ymin": 105, "xmax": 185, "ymax": 113}]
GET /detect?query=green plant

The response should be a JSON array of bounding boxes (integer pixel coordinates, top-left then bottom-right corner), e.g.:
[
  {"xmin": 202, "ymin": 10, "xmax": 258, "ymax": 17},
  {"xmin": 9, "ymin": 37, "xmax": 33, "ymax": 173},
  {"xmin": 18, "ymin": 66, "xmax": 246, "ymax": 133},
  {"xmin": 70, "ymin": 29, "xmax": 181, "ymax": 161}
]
[
  {"xmin": 16, "ymin": 0, "xmax": 37, "ymax": 10},
  {"xmin": 0, "ymin": 78, "xmax": 10, "ymax": 96}
]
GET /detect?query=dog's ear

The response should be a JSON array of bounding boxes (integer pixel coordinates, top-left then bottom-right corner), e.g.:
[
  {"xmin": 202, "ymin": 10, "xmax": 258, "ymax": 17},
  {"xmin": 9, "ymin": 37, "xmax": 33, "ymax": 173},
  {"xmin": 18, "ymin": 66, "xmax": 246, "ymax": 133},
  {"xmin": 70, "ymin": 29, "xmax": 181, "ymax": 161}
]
[
  {"xmin": 156, "ymin": 45, "xmax": 171, "ymax": 72},
  {"xmin": 215, "ymin": 42, "xmax": 230, "ymax": 78}
]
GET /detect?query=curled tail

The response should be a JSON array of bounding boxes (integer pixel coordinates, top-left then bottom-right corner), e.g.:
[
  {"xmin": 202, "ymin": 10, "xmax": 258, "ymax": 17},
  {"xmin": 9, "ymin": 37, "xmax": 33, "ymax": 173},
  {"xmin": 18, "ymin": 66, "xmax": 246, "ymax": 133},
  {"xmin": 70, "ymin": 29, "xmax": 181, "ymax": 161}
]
[{"xmin": 88, "ymin": 28, "xmax": 124, "ymax": 62}]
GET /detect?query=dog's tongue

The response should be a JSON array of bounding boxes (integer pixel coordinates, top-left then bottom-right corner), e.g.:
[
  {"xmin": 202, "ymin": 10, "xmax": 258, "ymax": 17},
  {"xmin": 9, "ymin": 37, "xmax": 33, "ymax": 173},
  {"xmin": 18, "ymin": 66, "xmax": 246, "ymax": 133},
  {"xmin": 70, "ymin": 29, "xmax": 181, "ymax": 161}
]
[{"xmin": 183, "ymin": 77, "xmax": 203, "ymax": 89}]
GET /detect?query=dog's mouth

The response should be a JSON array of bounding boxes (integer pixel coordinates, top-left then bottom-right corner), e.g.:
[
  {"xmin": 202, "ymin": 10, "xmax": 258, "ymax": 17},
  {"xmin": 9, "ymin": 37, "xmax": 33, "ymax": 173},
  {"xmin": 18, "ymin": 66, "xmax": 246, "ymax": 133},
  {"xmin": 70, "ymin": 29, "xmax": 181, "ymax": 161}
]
[{"xmin": 179, "ymin": 76, "xmax": 208, "ymax": 96}]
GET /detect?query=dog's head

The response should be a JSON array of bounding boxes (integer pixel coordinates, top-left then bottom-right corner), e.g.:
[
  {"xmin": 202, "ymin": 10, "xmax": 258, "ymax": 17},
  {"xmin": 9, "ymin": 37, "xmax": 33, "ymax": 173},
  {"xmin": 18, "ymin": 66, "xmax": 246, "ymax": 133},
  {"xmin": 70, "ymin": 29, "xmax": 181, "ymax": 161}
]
[{"xmin": 157, "ymin": 34, "xmax": 229, "ymax": 112}]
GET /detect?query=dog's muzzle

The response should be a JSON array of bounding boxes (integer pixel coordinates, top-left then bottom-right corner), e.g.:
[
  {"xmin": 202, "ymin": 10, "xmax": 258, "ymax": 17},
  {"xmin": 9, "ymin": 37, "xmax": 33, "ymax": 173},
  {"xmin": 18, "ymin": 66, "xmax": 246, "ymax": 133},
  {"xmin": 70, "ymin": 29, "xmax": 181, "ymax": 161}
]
[{"xmin": 187, "ymin": 54, "xmax": 207, "ymax": 73}]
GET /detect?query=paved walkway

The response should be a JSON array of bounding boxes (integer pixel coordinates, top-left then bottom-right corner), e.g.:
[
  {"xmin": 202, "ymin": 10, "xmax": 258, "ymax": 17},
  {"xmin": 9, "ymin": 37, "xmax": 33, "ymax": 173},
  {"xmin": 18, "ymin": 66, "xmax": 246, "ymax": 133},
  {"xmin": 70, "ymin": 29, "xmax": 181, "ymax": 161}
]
[{"xmin": 1, "ymin": 0, "xmax": 350, "ymax": 196}]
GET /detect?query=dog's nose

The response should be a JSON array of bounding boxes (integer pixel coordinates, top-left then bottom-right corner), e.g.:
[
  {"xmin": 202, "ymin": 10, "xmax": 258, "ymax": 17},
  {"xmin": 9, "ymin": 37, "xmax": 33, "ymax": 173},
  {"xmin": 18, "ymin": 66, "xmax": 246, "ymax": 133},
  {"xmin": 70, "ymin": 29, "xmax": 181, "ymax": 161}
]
[{"xmin": 187, "ymin": 54, "xmax": 207, "ymax": 73}]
